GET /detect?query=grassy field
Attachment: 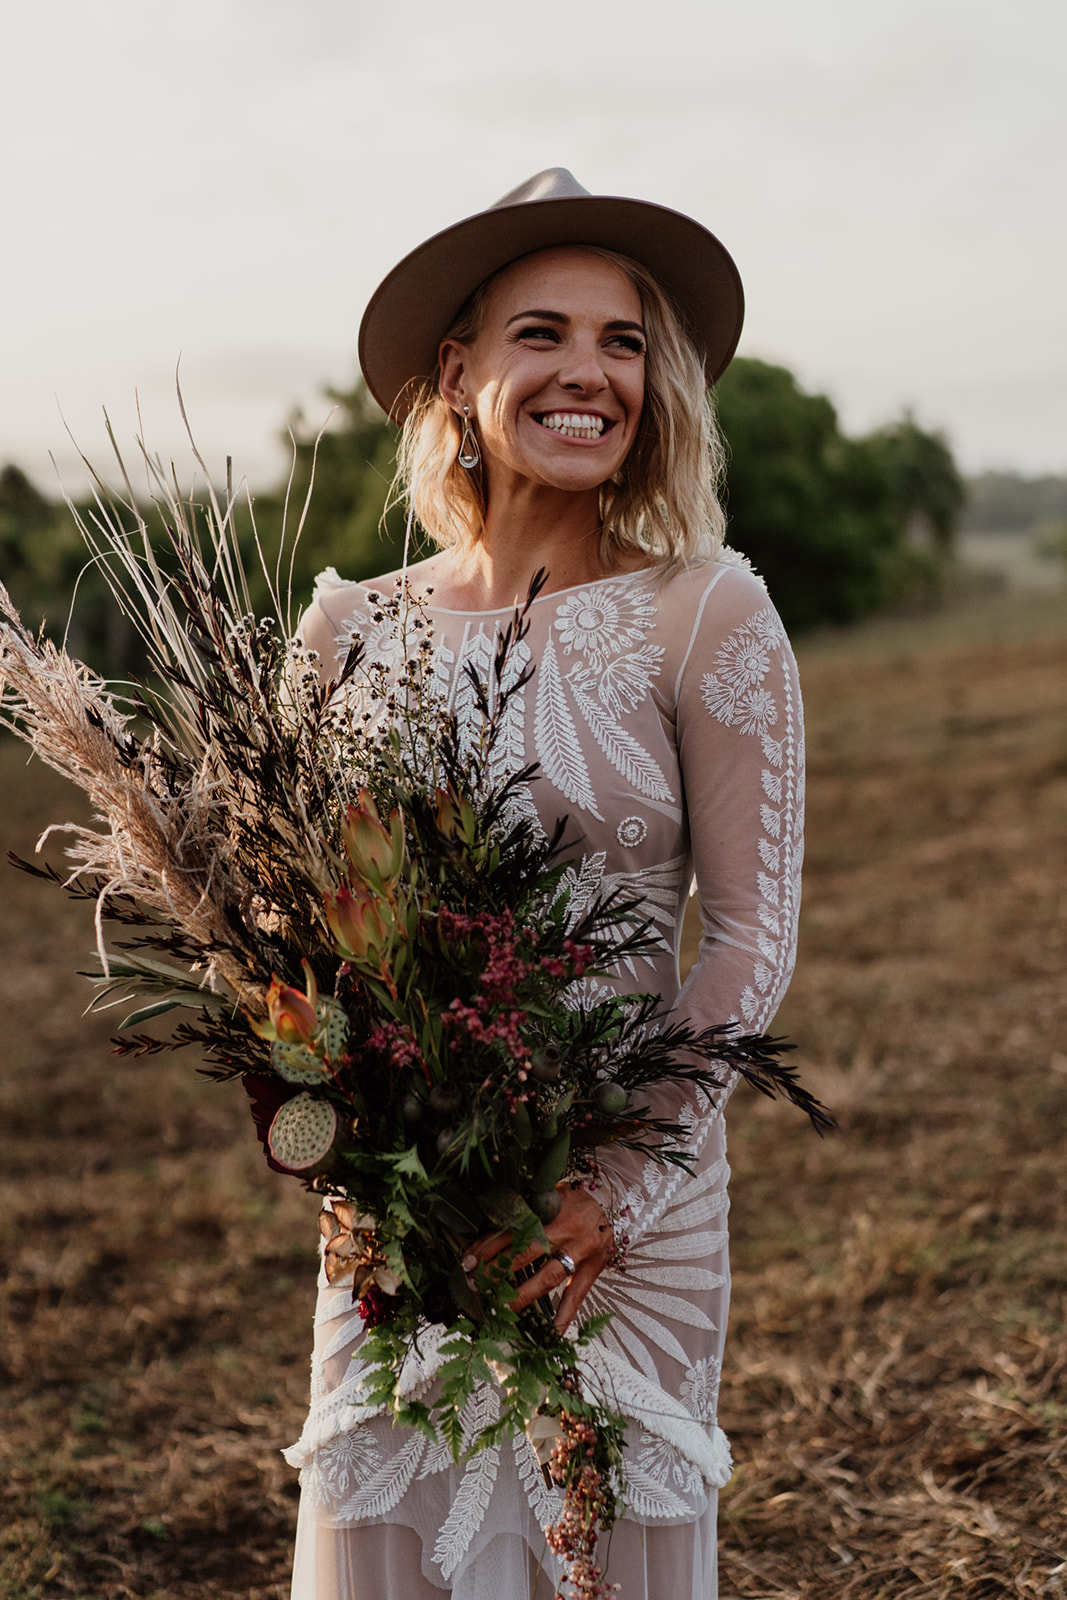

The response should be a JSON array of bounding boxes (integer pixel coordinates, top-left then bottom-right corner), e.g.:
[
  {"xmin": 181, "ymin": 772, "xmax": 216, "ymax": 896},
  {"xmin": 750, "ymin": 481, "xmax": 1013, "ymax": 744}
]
[{"xmin": 1, "ymin": 583, "xmax": 1065, "ymax": 1599}]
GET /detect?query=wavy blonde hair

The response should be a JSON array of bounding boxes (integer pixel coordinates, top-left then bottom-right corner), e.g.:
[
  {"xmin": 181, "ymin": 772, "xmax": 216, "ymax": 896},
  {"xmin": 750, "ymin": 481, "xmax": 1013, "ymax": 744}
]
[{"xmin": 391, "ymin": 247, "xmax": 727, "ymax": 571}]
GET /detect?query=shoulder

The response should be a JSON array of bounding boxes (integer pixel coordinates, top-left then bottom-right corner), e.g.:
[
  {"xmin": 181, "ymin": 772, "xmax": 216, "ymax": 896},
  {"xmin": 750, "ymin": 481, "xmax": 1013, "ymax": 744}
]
[
  {"xmin": 648, "ymin": 550, "xmax": 776, "ymax": 631},
  {"xmin": 298, "ymin": 569, "xmax": 385, "ymax": 671}
]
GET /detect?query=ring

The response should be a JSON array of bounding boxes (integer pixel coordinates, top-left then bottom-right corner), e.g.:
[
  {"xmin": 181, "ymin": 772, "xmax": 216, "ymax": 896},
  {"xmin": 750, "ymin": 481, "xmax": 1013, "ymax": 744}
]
[{"xmin": 553, "ymin": 1250, "xmax": 576, "ymax": 1276}]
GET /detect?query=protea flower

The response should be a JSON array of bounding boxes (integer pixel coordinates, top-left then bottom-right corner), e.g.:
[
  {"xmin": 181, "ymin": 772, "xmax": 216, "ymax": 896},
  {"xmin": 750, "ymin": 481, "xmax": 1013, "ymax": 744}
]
[
  {"xmin": 324, "ymin": 880, "xmax": 392, "ymax": 963},
  {"xmin": 248, "ymin": 961, "xmax": 349, "ymax": 1081},
  {"xmin": 340, "ymin": 790, "xmax": 405, "ymax": 889},
  {"xmin": 434, "ymin": 785, "xmax": 477, "ymax": 844},
  {"xmin": 250, "ymin": 960, "xmax": 320, "ymax": 1044}
]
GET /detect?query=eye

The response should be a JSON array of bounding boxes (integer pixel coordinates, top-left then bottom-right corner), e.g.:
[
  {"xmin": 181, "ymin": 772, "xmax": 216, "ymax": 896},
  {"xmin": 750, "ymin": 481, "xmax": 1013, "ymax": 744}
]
[
  {"xmin": 514, "ymin": 324, "xmax": 561, "ymax": 344},
  {"xmin": 606, "ymin": 333, "xmax": 646, "ymax": 357}
]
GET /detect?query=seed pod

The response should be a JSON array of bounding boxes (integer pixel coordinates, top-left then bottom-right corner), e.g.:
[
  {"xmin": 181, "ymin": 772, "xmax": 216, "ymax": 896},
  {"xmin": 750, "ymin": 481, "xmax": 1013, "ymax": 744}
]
[
  {"xmin": 401, "ymin": 1092, "xmax": 424, "ymax": 1124},
  {"xmin": 436, "ymin": 1126, "xmax": 458, "ymax": 1157},
  {"xmin": 268, "ymin": 1094, "xmax": 339, "ymax": 1176},
  {"xmin": 530, "ymin": 1188, "xmax": 563, "ymax": 1224},
  {"xmin": 594, "ymin": 1081, "xmax": 630, "ymax": 1118},
  {"xmin": 429, "ymin": 1081, "xmax": 461, "ymax": 1115},
  {"xmin": 530, "ymin": 1044, "xmax": 564, "ymax": 1083},
  {"xmin": 271, "ymin": 1039, "xmax": 328, "ymax": 1085}
]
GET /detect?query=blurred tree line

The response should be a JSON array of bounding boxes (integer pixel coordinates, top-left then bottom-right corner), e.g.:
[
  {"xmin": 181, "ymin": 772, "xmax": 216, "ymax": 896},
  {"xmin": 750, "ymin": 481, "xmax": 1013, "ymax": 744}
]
[
  {"xmin": 960, "ymin": 470, "xmax": 1067, "ymax": 533},
  {"xmin": 1, "ymin": 357, "xmax": 966, "ymax": 673}
]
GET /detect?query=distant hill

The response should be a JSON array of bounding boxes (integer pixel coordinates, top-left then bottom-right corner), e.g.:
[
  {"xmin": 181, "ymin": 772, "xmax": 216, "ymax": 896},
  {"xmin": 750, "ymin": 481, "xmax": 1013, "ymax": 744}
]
[{"xmin": 962, "ymin": 471, "xmax": 1067, "ymax": 533}]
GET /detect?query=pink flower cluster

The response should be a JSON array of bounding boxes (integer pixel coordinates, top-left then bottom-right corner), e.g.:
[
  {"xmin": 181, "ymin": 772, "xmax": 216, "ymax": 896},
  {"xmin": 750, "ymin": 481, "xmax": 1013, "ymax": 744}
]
[
  {"xmin": 545, "ymin": 1399, "xmax": 618, "ymax": 1600},
  {"xmin": 442, "ymin": 998, "xmax": 529, "ymax": 1060},
  {"xmin": 539, "ymin": 939, "xmax": 595, "ymax": 981},
  {"xmin": 367, "ymin": 1019, "xmax": 426, "ymax": 1076}
]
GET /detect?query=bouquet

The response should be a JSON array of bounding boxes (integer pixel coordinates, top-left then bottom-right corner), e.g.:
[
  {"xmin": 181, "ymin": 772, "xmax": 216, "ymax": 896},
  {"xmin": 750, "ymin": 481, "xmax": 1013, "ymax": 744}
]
[{"xmin": 0, "ymin": 435, "xmax": 830, "ymax": 1598}]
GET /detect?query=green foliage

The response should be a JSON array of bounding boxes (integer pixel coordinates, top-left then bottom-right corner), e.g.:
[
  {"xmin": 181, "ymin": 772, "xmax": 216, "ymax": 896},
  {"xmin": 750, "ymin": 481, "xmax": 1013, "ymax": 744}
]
[
  {"xmin": 248, "ymin": 382, "xmax": 426, "ymax": 607},
  {"xmin": 1, "ymin": 361, "xmax": 968, "ymax": 668},
  {"xmin": 865, "ymin": 413, "xmax": 964, "ymax": 549},
  {"xmin": 714, "ymin": 360, "xmax": 959, "ymax": 632}
]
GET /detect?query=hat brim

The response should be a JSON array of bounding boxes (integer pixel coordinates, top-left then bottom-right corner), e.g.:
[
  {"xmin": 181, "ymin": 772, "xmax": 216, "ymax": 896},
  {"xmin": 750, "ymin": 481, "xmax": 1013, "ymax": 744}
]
[{"xmin": 358, "ymin": 193, "xmax": 744, "ymax": 422}]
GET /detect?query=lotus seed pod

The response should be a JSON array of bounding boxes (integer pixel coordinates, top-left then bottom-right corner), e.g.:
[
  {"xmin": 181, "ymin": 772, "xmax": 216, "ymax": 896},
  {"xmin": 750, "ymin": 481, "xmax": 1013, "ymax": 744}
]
[
  {"xmin": 530, "ymin": 1188, "xmax": 563, "ymax": 1223},
  {"xmin": 594, "ymin": 1081, "xmax": 630, "ymax": 1117},
  {"xmin": 271, "ymin": 1039, "xmax": 328, "ymax": 1084},
  {"xmin": 268, "ymin": 1094, "xmax": 339, "ymax": 1176},
  {"xmin": 317, "ymin": 997, "xmax": 350, "ymax": 1060},
  {"xmin": 530, "ymin": 1045, "xmax": 564, "ymax": 1083}
]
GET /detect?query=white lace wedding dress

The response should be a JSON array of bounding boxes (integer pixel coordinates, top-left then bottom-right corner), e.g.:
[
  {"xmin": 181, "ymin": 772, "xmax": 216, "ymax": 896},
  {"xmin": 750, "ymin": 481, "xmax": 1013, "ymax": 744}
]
[{"xmin": 286, "ymin": 556, "xmax": 804, "ymax": 1600}]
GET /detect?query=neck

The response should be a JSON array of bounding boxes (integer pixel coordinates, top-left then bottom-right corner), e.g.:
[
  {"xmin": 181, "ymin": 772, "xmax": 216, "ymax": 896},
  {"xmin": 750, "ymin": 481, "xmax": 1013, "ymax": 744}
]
[{"xmin": 416, "ymin": 485, "xmax": 601, "ymax": 611}]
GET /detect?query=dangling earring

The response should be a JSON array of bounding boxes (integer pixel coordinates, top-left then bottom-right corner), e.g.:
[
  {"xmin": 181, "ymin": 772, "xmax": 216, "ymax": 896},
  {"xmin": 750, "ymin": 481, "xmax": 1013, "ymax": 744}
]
[{"xmin": 457, "ymin": 405, "xmax": 480, "ymax": 470}]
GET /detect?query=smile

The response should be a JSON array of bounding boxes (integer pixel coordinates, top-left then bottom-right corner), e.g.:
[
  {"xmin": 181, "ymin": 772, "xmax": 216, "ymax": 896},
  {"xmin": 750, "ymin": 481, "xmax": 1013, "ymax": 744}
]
[{"xmin": 534, "ymin": 412, "xmax": 608, "ymax": 439}]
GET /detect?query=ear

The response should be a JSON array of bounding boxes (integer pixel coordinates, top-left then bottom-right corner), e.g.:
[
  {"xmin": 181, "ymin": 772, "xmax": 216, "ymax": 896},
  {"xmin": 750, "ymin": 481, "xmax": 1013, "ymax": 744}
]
[{"xmin": 438, "ymin": 339, "xmax": 467, "ymax": 411}]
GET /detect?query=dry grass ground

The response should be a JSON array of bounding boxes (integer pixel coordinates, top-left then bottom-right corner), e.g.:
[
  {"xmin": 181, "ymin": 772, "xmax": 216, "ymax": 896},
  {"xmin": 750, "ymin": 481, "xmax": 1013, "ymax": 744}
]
[{"xmin": 1, "ymin": 585, "xmax": 1065, "ymax": 1599}]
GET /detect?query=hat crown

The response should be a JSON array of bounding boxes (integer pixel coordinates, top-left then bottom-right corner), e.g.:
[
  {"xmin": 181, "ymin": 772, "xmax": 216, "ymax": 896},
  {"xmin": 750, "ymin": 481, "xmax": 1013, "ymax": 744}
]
[
  {"xmin": 359, "ymin": 168, "xmax": 744, "ymax": 420},
  {"xmin": 491, "ymin": 167, "xmax": 591, "ymax": 210}
]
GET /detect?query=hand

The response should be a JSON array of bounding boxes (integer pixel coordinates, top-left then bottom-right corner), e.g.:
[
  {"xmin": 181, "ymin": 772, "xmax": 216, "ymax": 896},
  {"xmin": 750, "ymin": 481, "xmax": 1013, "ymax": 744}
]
[{"xmin": 462, "ymin": 1184, "xmax": 613, "ymax": 1333}]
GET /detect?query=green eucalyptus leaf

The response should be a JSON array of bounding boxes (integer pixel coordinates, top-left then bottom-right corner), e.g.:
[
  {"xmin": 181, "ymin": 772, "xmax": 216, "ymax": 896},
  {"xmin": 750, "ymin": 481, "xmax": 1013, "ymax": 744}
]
[
  {"xmin": 118, "ymin": 998, "xmax": 182, "ymax": 1029},
  {"xmin": 530, "ymin": 1129, "xmax": 571, "ymax": 1193},
  {"xmin": 476, "ymin": 1186, "xmax": 536, "ymax": 1232}
]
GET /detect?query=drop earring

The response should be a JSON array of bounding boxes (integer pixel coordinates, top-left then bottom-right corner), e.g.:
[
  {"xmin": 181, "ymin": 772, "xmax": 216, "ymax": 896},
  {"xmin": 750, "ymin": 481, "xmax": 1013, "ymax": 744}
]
[{"xmin": 457, "ymin": 405, "xmax": 480, "ymax": 470}]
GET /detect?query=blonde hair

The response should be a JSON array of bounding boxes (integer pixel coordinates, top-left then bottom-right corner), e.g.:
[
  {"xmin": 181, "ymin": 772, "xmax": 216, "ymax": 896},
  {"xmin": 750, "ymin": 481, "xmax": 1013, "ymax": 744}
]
[{"xmin": 392, "ymin": 247, "xmax": 727, "ymax": 570}]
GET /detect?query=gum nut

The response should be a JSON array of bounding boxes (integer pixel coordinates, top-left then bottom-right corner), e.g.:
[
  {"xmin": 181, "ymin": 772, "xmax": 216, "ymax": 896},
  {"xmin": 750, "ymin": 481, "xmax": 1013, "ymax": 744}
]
[
  {"xmin": 436, "ymin": 1126, "xmax": 457, "ymax": 1156},
  {"xmin": 530, "ymin": 1188, "xmax": 563, "ymax": 1223},
  {"xmin": 429, "ymin": 1081, "xmax": 461, "ymax": 1115},
  {"xmin": 530, "ymin": 1046, "xmax": 563, "ymax": 1082},
  {"xmin": 594, "ymin": 1081, "xmax": 631, "ymax": 1117},
  {"xmin": 401, "ymin": 1092, "xmax": 424, "ymax": 1123}
]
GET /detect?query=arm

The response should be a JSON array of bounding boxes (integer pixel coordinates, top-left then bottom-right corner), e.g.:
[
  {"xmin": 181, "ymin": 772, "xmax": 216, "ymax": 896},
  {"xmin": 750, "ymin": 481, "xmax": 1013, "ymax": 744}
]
[
  {"xmin": 471, "ymin": 566, "xmax": 804, "ymax": 1320},
  {"xmin": 592, "ymin": 565, "xmax": 805, "ymax": 1248}
]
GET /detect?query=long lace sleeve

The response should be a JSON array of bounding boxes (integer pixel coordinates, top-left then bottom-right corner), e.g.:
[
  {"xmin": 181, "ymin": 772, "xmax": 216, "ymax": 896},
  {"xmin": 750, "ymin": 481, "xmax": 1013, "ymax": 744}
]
[
  {"xmin": 675, "ymin": 569, "xmax": 804, "ymax": 1040},
  {"xmin": 590, "ymin": 566, "xmax": 805, "ymax": 1248}
]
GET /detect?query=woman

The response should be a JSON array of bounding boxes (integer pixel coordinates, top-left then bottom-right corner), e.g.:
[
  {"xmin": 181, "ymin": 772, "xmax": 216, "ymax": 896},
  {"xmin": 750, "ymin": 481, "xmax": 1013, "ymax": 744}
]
[{"xmin": 289, "ymin": 169, "xmax": 804, "ymax": 1600}]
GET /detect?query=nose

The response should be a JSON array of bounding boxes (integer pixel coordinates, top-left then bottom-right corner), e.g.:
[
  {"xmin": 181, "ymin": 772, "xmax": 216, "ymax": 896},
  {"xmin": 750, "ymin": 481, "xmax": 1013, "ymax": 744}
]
[{"xmin": 558, "ymin": 336, "xmax": 607, "ymax": 393}]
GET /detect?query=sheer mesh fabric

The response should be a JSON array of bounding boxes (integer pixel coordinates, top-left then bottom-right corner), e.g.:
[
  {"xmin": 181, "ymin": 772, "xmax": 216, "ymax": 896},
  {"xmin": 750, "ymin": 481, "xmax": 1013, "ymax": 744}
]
[{"xmin": 289, "ymin": 559, "xmax": 804, "ymax": 1599}]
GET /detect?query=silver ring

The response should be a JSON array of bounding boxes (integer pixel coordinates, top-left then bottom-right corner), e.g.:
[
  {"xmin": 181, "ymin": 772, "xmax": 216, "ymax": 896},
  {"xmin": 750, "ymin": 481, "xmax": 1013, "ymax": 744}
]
[{"xmin": 553, "ymin": 1250, "xmax": 576, "ymax": 1277}]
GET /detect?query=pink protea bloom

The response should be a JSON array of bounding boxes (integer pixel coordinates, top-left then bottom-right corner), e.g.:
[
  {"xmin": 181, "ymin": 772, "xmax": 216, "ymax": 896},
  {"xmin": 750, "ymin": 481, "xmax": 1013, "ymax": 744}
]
[
  {"xmin": 325, "ymin": 880, "xmax": 391, "ymax": 962},
  {"xmin": 433, "ymin": 785, "xmax": 477, "ymax": 843},
  {"xmin": 340, "ymin": 790, "xmax": 405, "ymax": 888},
  {"xmin": 250, "ymin": 960, "xmax": 319, "ymax": 1044}
]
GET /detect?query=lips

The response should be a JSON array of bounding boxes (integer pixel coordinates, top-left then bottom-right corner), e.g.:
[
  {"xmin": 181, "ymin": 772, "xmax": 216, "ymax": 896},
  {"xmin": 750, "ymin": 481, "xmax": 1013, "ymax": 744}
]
[{"xmin": 534, "ymin": 411, "xmax": 608, "ymax": 439}]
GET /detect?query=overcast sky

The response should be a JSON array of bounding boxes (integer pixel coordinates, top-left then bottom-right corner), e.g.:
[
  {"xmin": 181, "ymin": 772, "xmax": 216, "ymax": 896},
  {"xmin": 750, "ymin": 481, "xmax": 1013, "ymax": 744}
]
[{"xmin": 3, "ymin": 0, "xmax": 1064, "ymax": 498}]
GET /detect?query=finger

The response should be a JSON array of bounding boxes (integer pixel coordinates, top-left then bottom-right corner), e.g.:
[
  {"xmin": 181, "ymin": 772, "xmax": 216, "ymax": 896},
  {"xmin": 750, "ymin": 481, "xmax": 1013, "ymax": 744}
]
[
  {"xmin": 553, "ymin": 1261, "xmax": 600, "ymax": 1332},
  {"xmin": 508, "ymin": 1236, "xmax": 551, "ymax": 1274},
  {"xmin": 507, "ymin": 1253, "xmax": 572, "ymax": 1314},
  {"xmin": 461, "ymin": 1229, "xmax": 512, "ymax": 1272}
]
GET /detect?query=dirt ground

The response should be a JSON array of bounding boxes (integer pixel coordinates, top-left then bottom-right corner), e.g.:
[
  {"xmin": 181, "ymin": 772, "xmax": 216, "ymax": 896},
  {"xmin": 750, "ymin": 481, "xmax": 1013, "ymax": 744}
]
[{"xmin": 1, "ymin": 584, "xmax": 1065, "ymax": 1599}]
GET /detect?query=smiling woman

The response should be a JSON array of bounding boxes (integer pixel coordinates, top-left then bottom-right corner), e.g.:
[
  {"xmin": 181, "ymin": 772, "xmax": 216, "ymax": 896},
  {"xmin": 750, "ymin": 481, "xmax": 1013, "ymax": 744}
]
[
  {"xmin": 292, "ymin": 169, "xmax": 803, "ymax": 1600},
  {"xmin": 434, "ymin": 248, "xmax": 648, "ymax": 544}
]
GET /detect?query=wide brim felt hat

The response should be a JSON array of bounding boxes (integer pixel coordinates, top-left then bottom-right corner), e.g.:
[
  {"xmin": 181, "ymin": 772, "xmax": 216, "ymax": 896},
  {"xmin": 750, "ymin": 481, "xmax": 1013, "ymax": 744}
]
[{"xmin": 358, "ymin": 167, "xmax": 744, "ymax": 423}]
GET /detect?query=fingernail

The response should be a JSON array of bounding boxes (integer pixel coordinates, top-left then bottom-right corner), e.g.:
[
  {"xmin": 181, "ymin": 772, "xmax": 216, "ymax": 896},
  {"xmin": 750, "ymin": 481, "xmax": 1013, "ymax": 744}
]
[{"xmin": 461, "ymin": 1254, "xmax": 477, "ymax": 1273}]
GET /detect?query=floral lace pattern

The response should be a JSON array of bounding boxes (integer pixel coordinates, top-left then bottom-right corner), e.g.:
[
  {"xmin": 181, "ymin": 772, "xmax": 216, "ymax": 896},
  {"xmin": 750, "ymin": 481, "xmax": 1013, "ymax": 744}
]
[{"xmin": 292, "ymin": 559, "xmax": 804, "ymax": 1593}]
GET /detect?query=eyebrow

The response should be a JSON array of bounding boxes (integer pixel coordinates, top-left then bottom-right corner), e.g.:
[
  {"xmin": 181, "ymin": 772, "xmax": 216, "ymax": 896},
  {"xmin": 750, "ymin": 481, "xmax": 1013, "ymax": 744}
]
[{"xmin": 504, "ymin": 308, "xmax": 646, "ymax": 335}]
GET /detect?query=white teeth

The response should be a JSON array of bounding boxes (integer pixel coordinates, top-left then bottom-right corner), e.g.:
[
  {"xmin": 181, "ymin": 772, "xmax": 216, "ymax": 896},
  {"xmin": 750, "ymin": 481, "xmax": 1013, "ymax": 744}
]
[{"xmin": 539, "ymin": 412, "xmax": 606, "ymax": 438}]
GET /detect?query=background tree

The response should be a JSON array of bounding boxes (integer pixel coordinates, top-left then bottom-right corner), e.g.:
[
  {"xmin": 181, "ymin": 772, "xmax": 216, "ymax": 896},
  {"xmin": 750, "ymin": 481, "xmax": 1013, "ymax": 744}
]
[
  {"xmin": 247, "ymin": 383, "xmax": 419, "ymax": 611},
  {"xmin": 2, "ymin": 360, "xmax": 968, "ymax": 671},
  {"xmin": 865, "ymin": 414, "xmax": 964, "ymax": 551},
  {"xmin": 713, "ymin": 360, "xmax": 954, "ymax": 632}
]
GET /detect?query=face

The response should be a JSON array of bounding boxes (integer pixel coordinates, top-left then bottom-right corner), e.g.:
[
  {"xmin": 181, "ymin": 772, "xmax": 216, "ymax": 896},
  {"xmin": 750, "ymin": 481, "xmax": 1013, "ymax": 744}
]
[{"xmin": 438, "ymin": 247, "xmax": 646, "ymax": 498}]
